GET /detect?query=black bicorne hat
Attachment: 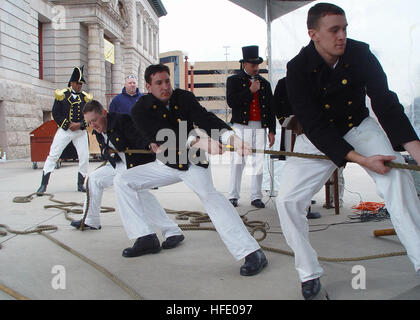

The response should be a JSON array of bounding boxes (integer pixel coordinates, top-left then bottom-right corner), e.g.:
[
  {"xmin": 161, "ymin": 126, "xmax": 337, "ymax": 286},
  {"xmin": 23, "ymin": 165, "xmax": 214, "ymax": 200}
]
[
  {"xmin": 240, "ymin": 45, "xmax": 263, "ymax": 64},
  {"xmin": 68, "ymin": 66, "xmax": 86, "ymax": 86}
]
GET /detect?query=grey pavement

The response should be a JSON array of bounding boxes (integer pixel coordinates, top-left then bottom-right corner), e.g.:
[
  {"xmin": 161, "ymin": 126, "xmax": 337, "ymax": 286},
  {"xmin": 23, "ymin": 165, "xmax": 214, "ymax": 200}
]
[{"xmin": 1, "ymin": 155, "xmax": 420, "ymax": 300}]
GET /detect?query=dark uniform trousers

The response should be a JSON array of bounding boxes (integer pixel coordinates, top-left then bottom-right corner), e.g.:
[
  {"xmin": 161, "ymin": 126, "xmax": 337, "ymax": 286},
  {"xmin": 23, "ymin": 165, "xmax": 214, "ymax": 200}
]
[
  {"xmin": 275, "ymin": 39, "xmax": 420, "ymax": 281},
  {"xmin": 113, "ymin": 89, "xmax": 262, "ymax": 260},
  {"xmin": 84, "ymin": 113, "xmax": 182, "ymax": 240}
]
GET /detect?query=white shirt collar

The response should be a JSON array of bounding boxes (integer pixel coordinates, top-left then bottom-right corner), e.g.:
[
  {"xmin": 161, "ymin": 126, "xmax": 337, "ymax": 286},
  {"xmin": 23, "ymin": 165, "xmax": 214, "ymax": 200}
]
[{"xmin": 333, "ymin": 58, "xmax": 340, "ymax": 69}]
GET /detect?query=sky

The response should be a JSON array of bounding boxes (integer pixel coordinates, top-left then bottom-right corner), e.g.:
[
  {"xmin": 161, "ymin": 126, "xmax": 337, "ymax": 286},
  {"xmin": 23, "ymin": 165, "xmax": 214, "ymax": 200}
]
[
  {"xmin": 267, "ymin": 0, "xmax": 420, "ymax": 108},
  {"xmin": 158, "ymin": 0, "xmax": 420, "ymax": 109},
  {"xmin": 159, "ymin": 0, "xmax": 268, "ymax": 62}
]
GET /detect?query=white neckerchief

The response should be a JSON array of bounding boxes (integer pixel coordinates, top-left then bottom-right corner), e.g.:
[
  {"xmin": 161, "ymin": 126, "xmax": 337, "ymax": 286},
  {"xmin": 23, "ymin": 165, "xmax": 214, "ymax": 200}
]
[
  {"xmin": 71, "ymin": 90, "xmax": 80, "ymax": 99},
  {"xmin": 244, "ymin": 69, "xmax": 256, "ymax": 83}
]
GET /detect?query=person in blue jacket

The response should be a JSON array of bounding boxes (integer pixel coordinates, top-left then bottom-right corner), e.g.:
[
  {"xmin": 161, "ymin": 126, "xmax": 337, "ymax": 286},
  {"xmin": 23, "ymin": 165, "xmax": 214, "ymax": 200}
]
[{"xmin": 109, "ymin": 75, "xmax": 143, "ymax": 114}]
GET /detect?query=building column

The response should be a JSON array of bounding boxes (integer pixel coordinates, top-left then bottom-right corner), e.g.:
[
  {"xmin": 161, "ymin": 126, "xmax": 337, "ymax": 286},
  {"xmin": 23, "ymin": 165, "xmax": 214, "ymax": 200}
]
[
  {"xmin": 138, "ymin": 61, "xmax": 145, "ymax": 93},
  {"xmin": 87, "ymin": 23, "xmax": 106, "ymax": 106},
  {"xmin": 112, "ymin": 39, "xmax": 123, "ymax": 95}
]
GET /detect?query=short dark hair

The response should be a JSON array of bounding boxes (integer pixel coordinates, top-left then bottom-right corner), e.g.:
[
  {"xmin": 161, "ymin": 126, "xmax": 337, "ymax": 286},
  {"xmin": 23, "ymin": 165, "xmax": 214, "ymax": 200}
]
[
  {"xmin": 144, "ymin": 64, "xmax": 170, "ymax": 84},
  {"xmin": 83, "ymin": 99, "xmax": 104, "ymax": 114},
  {"xmin": 307, "ymin": 3, "xmax": 345, "ymax": 30}
]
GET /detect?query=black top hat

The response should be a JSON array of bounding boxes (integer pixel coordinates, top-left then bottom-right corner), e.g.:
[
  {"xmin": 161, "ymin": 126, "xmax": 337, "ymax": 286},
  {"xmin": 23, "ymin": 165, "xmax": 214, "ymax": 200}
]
[
  {"xmin": 240, "ymin": 45, "xmax": 263, "ymax": 64},
  {"xmin": 68, "ymin": 66, "xmax": 86, "ymax": 86}
]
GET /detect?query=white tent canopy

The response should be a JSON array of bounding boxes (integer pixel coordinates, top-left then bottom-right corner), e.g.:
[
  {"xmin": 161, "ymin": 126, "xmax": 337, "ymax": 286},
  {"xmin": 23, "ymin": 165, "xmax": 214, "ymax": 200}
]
[
  {"xmin": 228, "ymin": 0, "xmax": 313, "ymax": 22},
  {"xmin": 228, "ymin": 0, "xmax": 314, "ymax": 82}
]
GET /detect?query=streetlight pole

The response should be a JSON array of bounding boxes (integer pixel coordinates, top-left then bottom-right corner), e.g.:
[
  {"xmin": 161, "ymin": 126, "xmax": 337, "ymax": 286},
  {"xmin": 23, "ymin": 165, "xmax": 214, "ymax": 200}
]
[
  {"xmin": 184, "ymin": 55, "xmax": 189, "ymax": 90},
  {"xmin": 190, "ymin": 63, "xmax": 194, "ymax": 93}
]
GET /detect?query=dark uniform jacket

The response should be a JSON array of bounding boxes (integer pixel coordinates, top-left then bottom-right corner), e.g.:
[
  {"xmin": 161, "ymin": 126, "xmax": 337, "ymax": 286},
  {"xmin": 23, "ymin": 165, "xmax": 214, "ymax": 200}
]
[
  {"xmin": 272, "ymin": 77, "xmax": 293, "ymax": 125},
  {"xmin": 226, "ymin": 70, "xmax": 276, "ymax": 133},
  {"xmin": 52, "ymin": 87, "xmax": 92, "ymax": 130},
  {"xmin": 92, "ymin": 112, "xmax": 155, "ymax": 169},
  {"xmin": 286, "ymin": 38, "xmax": 418, "ymax": 167},
  {"xmin": 131, "ymin": 89, "xmax": 233, "ymax": 171},
  {"xmin": 271, "ymin": 76, "xmax": 297, "ymax": 160}
]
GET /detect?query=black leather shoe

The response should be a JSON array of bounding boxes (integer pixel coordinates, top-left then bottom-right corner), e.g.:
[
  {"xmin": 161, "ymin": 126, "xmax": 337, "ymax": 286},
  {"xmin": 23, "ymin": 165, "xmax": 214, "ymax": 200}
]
[
  {"xmin": 37, "ymin": 184, "xmax": 47, "ymax": 194},
  {"xmin": 251, "ymin": 199, "xmax": 265, "ymax": 208},
  {"xmin": 306, "ymin": 211, "xmax": 321, "ymax": 219},
  {"xmin": 229, "ymin": 198, "xmax": 238, "ymax": 207},
  {"xmin": 36, "ymin": 172, "xmax": 51, "ymax": 194},
  {"xmin": 162, "ymin": 234, "xmax": 185, "ymax": 249},
  {"xmin": 240, "ymin": 249, "xmax": 268, "ymax": 276},
  {"xmin": 70, "ymin": 219, "xmax": 101, "ymax": 230},
  {"xmin": 301, "ymin": 278, "xmax": 329, "ymax": 300},
  {"xmin": 122, "ymin": 234, "xmax": 161, "ymax": 258}
]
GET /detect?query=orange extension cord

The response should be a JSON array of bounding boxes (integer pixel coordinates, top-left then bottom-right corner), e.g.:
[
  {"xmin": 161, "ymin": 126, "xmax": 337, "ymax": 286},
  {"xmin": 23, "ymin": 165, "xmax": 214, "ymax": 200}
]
[{"xmin": 352, "ymin": 201, "xmax": 385, "ymax": 214}]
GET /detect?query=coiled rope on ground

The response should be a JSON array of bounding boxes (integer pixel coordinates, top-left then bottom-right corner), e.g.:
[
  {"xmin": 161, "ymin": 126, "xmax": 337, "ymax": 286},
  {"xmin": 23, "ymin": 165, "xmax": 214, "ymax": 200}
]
[
  {"xmin": 3, "ymin": 198, "xmax": 406, "ymax": 262},
  {"xmin": 167, "ymin": 209, "xmax": 407, "ymax": 262},
  {"xmin": 2, "ymin": 190, "xmax": 141, "ymax": 300},
  {"xmin": 1, "ymin": 147, "xmax": 416, "ymax": 299},
  {"xmin": 1, "ymin": 193, "xmax": 407, "ymax": 300}
]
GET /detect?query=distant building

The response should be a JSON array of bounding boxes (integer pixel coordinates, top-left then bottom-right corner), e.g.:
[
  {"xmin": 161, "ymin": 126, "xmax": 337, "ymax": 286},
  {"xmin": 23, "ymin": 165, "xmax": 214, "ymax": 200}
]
[
  {"xmin": 160, "ymin": 51, "xmax": 268, "ymax": 121},
  {"xmin": 0, "ymin": 0, "xmax": 166, "ymax": 159}
]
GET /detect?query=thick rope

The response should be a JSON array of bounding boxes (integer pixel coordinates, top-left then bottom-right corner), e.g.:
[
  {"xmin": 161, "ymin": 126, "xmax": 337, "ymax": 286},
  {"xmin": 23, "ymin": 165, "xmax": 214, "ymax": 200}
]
[
  {"xmin": 40, "ymin": 232, "xmax": 143, "ymax": 300},
  {"xmin": 0, "ymin": 223, "xmax": 57, "ymax": 250},
  {"xmin": 12, "ymin": 161, "xmax": 114, "ymax": 226},
  {"xmin": 0, "ymin": 282, "xmax": 30, "ymax": 300},
  {"xmin": 0, "ymin": 218, "xmax": 142, "ymax": 300},
  {"xmin": 12, "ymin": 192, "xmax": 114, "ymax": 224},
  {"xmin": 4, "ymin": 196, "xmax": 408, "ymax": 262},
  {"xmin": 2, "ymin": 165, "xmax": 140, "ymax": 300},
  {"xmin": 3, "ymin": 149, "xmax": 412, "ymax": 299},
  {"xmin": 1, "ymin": 197, "xmax": 407, "ymax": 300},
  {"xmin": 123, "ymin": 147, "xmax": 420, "ymax": 171},
  {"xmin": 0, "ymin": 223, "xmax": 142, "ymax": 300},
  {"xmin": 169, "ymin": 210, "xmax": 407, "ymax": 263},
  {"xmin": 80, "ymin": 161, "xmax": 108, "ymax": 231}
]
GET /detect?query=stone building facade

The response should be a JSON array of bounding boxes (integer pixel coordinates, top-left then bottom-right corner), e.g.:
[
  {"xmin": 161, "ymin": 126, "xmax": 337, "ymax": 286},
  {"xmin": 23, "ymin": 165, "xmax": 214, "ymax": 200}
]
[{"xmin": 0, "ymin": 0, "xmax": 166, "ymax": 159}]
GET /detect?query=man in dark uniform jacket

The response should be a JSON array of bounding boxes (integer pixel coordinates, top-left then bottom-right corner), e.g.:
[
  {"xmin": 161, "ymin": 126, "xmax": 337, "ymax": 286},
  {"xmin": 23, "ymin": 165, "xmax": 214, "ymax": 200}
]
[
  {"xmin": 272, "ymin": 77, "xmax": 293, "ymax": 125},
  {"xmin": 226, "ymin": 45, "xmax": 276, "ymax": 208},
  {"xmin": 114, "ymin": 64, "xmax": 268, "ymax": 276},
  {"xmin": 36, "ymin": 66, "xmax": 92, "ymax": 193},
  {"xmin": 272, "ymin": 77, "xmax": 344, "ymax": 213},
  {"xmin": 71, "ymin": 100, "xmax": 185, "ymax": 256},
  {"xmin": 271, "ymin": 77, "xmax": 294, "ymax": 160},
  {"xmin": 274, "ymin": 3, "xmax": 420, "ymax": 300}
]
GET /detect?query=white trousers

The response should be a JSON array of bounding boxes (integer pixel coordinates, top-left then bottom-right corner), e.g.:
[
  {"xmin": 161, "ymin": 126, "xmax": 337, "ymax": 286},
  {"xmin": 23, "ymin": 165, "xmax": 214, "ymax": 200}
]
[
  {"xmin": 113, "ymin": 160, "xmax": 261, "ymax": 260},
  {"xmin": 44, "ymin": 127, "xmax": 89, "ymax": 177},
  {"xmin": 275, "ymin": 117, "xmax": 420, "ymax": 282},
  {"xmin": 228, "ymin": 121, "xmax": 266, "ymax": 201},
  {"xmin": 84, "ymin": 161, "xmax": 183, "ymax": 240}
]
